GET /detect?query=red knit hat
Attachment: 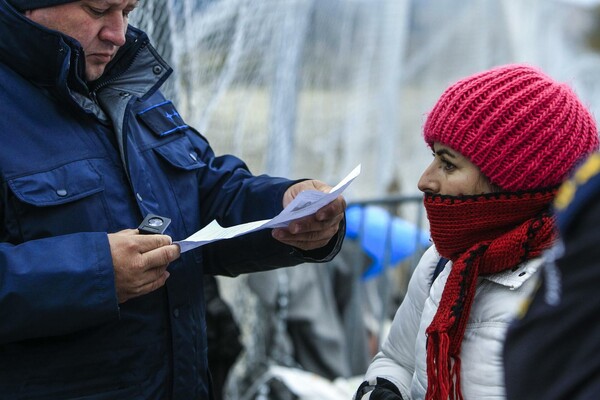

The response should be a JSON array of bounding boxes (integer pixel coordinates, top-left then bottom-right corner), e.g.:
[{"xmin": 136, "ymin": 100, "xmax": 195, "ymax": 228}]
[{"xmin": 424, "ymin": 64, "xmax": 599, "ymax": 191}]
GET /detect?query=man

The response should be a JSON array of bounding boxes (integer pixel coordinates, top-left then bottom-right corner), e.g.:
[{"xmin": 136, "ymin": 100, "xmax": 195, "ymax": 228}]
[
  {"xmin": 0, "ymin": 0, "xmax": 346, "ymax": 399},
  {"xmin": 504, "ymin": 152, "xmax": 600, "ymax": 400}
]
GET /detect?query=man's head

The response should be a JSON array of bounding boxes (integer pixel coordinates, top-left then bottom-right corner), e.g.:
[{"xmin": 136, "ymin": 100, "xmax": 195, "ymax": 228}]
[{"xmin": 11, "ymin": 0, "xmax": 139, "ymax": 81}]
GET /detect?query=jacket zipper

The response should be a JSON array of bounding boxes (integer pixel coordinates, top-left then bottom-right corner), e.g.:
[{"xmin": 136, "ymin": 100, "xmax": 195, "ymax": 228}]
[{"xmin": 89, "ymin": 38, "xmax": 149, "ymax": 100}]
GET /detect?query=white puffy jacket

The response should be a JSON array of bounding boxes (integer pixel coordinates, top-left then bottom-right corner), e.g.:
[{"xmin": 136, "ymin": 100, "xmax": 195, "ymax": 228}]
[{"xmin": 362, "ymin": 245, "xmax": 543, "ymax": 400}]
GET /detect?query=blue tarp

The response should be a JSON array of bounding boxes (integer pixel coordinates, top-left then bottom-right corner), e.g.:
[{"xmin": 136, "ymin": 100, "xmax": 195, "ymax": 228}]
[{"xmin": 345, "ymin": 204, "xmax": 431, "ymax": 279}]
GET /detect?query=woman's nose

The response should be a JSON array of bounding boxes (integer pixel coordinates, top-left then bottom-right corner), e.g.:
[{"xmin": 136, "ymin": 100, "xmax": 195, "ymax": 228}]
[{"xmin": 417, "ymin": 162, "xmax": 439, "ymax": 194}]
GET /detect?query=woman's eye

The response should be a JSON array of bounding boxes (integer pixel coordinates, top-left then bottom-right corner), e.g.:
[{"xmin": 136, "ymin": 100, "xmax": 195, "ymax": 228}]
[{"xmin": 441, "ymin": 159, "xmax": 456, "ymax": 171}]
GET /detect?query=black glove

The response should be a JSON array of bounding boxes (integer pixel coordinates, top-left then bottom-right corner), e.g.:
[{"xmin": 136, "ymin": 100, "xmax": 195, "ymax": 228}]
[{"xmin": 354, "ymin": 377, "xmax": 404, "ymax": 400}]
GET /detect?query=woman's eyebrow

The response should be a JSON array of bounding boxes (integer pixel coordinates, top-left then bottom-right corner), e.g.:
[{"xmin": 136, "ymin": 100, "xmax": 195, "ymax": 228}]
[{"xmin": 435, "ymin": 148, "xmax": 457, "ymax": 158}]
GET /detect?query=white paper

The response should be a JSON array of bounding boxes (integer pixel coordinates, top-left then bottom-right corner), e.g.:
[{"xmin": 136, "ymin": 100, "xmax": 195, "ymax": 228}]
[{"xmin": 175, "ymin": 164, "xmax": 360, "ymax": 253}]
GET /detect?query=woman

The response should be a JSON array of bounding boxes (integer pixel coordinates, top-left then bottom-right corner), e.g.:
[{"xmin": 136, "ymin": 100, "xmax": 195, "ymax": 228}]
[{"xmin": 354, "ymin": 64, "xmax": 599, "ymax": 400}]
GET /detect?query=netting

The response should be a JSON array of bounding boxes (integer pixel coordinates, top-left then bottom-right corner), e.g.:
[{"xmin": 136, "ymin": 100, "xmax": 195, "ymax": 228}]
[
  {"xmin": 129, "ymin": 1, "xmax": 600, "ymax": 397},
  {"xmin": 130, "ymin": 0, "xmax": 600, "ymax": 204}
]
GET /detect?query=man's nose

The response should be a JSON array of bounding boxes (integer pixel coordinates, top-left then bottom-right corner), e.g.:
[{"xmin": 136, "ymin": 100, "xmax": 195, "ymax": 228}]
[{"xmin": 99, "ymin": 13, "xmax": 127, "ymax": 47}]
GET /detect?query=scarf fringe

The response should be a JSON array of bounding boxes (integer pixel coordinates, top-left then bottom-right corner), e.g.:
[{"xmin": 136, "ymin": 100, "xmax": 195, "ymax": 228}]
[
  {"xmin": 452, "ymin": 357, "xmax": 464, "ymax": 400},
  {"xmin": 426, "ymin": 332, "xmax": 465, "ymax": 400},
  {"xmin": 426, "ymin": 332, "xmax": 450, "ymax": 400}
]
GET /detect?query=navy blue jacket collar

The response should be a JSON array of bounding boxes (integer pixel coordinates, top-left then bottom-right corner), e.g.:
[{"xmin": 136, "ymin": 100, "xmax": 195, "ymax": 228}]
[
  {"xmin": 0, "ymin": 0, "xmax": 164, "ymax": 105},
  {"xmin": 0, "ymin": 0, "xmax": 85, "ymax": 90}
]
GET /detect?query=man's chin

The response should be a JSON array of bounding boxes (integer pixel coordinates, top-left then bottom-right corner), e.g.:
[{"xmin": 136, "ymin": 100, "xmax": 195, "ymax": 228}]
[{"xmin": 85, "ymin": 67, "xmax": 107, "ymax": 83}]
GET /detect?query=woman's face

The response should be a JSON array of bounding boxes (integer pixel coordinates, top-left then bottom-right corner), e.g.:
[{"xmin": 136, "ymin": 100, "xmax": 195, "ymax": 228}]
[{"xmin": 418, "ymin": 142, "xmax": 494, "ymax": 196}]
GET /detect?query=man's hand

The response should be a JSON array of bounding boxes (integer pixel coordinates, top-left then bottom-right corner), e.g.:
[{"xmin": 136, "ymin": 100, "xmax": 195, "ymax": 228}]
[
  {"xmin": 272, "ymin": 180, "xmax": 346, "ymax": 251},
  {"xmin": 108, "ymin": 229, "xmax": 181, "ymax": 303}
]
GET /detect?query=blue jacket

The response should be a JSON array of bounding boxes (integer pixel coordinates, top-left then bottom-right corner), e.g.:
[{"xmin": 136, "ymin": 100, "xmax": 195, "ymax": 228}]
[
  {"xmin": 504, "ymin": 153, "xmax": 600, "ymax": 400},
  {"xmin": 0, "ymin": 2, "xmax": 343, "ymax": 399}
]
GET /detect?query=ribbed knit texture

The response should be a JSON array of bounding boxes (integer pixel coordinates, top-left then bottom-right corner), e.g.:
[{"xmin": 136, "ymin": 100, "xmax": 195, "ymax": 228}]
[
  {"xmin": 7, "ymin": 0, "xmax": 77, "ymax": 11},
  {"xmin": 421, "ymin": 64, "xmax": 598, "ymax": 399},
  {"xmin": 424, "ymin": 64, "xmax": 599, "ymax": 191},
  {"xmin": 423, "ymin": 189, "xmax": 558, "ymax": 400}
]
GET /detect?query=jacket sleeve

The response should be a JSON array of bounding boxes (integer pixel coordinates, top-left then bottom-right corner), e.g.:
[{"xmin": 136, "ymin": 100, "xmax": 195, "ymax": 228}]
[
  {"xmin": 362, "ymin": 245, "xmax": 438, "ymax": 399},
  {"xmin": 0, "ymin": 233, "xmax": 119, "ymax": 344},
  {"xmin": 201, "ymin": 218, "xmax": 345, "ymax": 276},
  {"xmin": 187, "ymin": 128, "xmax": 296, "ymax": 226},
  {"xmin": 187, "ymin": 130, "xmax": 344, "ymax": 275}
]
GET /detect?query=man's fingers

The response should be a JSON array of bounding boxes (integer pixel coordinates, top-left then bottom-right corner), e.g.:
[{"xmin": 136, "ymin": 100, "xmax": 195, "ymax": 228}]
[
  {"xmin": 111, "ymin": 231, "xmax": 180, "ymax": 303},
  {"xmin": 272, "ymin": 219, "xmax": 341, "ymax": 247},
  {"xmin": 314, "ymin": 196, "xmax": 346, "ymax": 220},
  {"xmin": 128, "ymin": 245, "xmax": 179, "ymax": 286},
  {"xmin": 287, "ymin": 196, "xmax": 345, "ymax": 231},
  {"xmin": 274, "ymin": 223, "xmax": 339, "ymax": 241},
  {"xmin": 119, "ymin": 270, "xmax": 170, "ymax": 303},
  {"xmin": 138, "ymin": 268, "xmax": 170, "ymax": 290},
  {"xmin": 284, "ymin": 210, "xmax": 344, "ymax": 235},
  {"xmin": 277, "ymin": 238, "xmax": 332, "ymax": 251},
  {"xmin": 272, "ymin": 193, "xmax": 345, "ymax": 250},
  {"xmin": 141, "ymin": 243, "xmax": 180, "ymax": 268},
  {"xmin": 109, "ymin": 231, "xmax": 174, "ymax": 265},
  {"xmin": 134, "ymin": 233, "xmax": 174, "ymax": 254}
]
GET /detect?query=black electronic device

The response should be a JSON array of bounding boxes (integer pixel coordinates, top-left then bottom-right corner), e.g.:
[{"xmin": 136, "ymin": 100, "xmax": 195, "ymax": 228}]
[{"xmin": 138, "ymin": 214, "xmax": 171, "ymax": 235}]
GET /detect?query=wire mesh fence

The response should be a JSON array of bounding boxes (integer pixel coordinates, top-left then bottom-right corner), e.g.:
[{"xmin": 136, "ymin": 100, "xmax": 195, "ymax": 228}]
[
  {"xmin": 130, "ymin": 0, "xmax": 600, "ymax": 205},
  {"xmin": 128, "ymin": 1, "xmax": 600, "ymax": 398}
]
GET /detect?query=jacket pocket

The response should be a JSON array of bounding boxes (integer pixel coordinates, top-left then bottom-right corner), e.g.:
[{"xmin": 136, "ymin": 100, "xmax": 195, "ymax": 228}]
[
  {"xmin": 152, "ymin": 136, "xmax": 205, "ymax": 212},
  {"xmin": 6, "ymin": 160, "xmax": 111, "ymax": 239},
  {"xmin": 151, "ymin": 137, "xmax": 205, "ymax": 266},
  {"xmin": 153, "ymin": 135, "xmax": 206, "ymax": 171},
  {"xmin": 9, "ymin": 160, "xmax": 104, "ymax": 206},
  {"xmin": 137, "ymin": 100, "xmax": 188, "ymax": 138}
]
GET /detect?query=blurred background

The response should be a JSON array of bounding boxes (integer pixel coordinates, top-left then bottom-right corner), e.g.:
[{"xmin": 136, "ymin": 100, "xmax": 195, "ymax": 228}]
[{"xmin": 131, "ymin": 1, "xmax": 600, "ymax": 398}]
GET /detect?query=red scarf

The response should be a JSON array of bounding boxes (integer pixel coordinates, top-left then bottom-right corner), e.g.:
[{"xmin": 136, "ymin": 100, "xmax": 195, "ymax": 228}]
[{"xmin": 423, "ymin": 189, "xmax": 558, "ymax": 400}]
